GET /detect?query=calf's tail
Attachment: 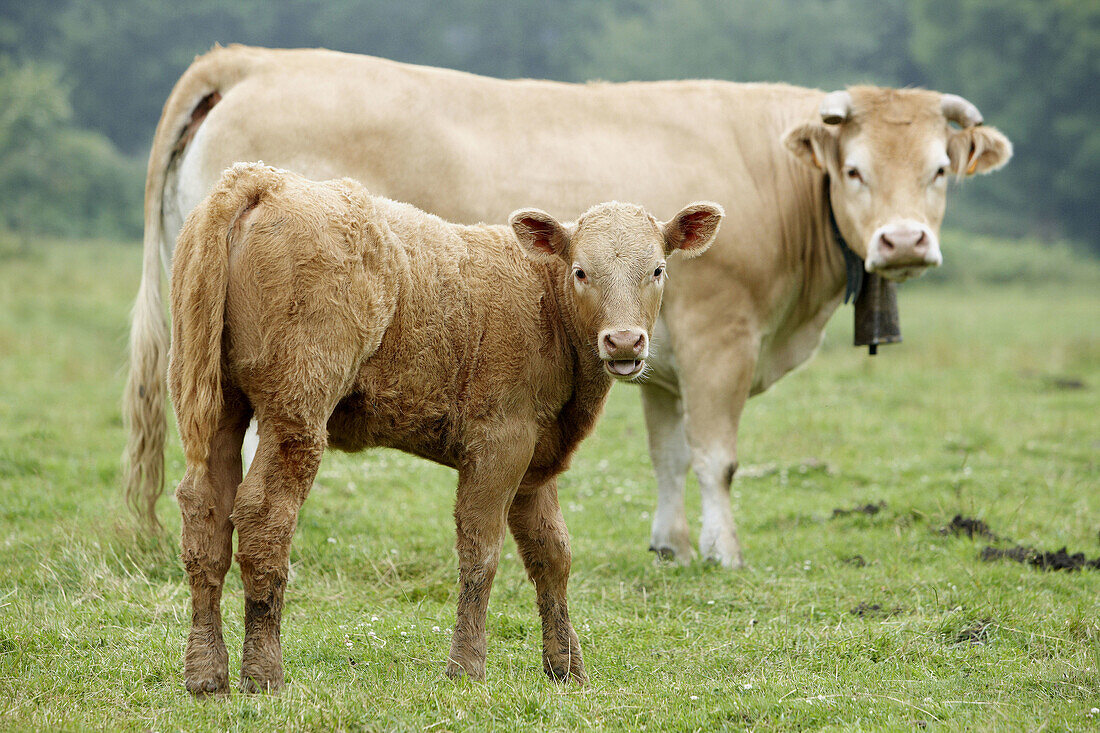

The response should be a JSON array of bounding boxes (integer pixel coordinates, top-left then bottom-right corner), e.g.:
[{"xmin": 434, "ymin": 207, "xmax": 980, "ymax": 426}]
[{"xmin": 169, "ymin": 163, "xmax": 271, "ymax": 474}]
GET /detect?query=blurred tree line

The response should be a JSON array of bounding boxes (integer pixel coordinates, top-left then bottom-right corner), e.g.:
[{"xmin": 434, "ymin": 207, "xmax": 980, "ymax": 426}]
[{"xmin": 0, "ymin": 0, "xmax": 1096, "ymax": 251}]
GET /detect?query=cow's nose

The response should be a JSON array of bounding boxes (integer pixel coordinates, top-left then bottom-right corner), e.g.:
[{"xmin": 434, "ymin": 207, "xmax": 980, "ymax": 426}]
[
  {"xmin": 602, "ymin": 329, "xmax": 647, "ymax": 358},
  {"xmin": 880, "ymin": 226, "xmax": 927, "ymax": 254},
  {"xmin": 874, "ymin": 224, "xmax": 939, "ymax": 270}
]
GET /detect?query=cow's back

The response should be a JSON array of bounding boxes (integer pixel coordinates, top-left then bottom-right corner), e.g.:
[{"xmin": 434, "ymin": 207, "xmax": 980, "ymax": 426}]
[{"xmin": 170, "ymin": 46, "xmax": 842, "ymax": 395}]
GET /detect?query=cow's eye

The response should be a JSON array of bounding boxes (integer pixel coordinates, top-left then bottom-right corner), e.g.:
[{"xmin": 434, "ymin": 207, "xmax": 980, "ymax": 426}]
[
  {"xmin": 653, "ymin": 265, "xmax": 665, "ymax": 280},
  {"xmin": 573, "ymin": 268, "xmax": 587, "ymax": 283},
  {"xmin": 845, "ymin": 167, "xmax": 864, "ymax": 184},
  {"xmin": 934, "ymin": 166, "xmax": 947, "ymax": 180}
]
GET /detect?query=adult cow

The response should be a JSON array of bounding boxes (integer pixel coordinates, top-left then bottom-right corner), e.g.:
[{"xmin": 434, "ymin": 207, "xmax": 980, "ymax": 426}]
[{"xmin": 124, "ymin": 46, "xmax": 1012, "ymax": 567}]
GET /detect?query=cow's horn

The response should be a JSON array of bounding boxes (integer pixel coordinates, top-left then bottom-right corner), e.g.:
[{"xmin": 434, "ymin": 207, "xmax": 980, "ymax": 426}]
[
  {"xmin": 941, "ymin": 93, "xmax": 983, "ymax": 127},
  {"xmin": 820, "ymin": 91, "xmax": 852, "ymax": 125}
]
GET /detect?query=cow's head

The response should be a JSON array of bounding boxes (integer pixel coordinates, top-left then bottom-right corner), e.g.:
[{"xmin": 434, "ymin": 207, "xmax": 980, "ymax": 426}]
[
  {"xmin": 510, "ymin": 201, "xmax": 723, "ymax": 380},
  {"xmin": 784, "ymin": 87, "xmax": 1012, "ymax": 281}
]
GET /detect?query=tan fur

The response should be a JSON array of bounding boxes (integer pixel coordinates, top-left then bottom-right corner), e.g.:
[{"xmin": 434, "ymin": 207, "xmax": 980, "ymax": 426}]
[
  {"xmin": 127, "ymin": 46, "xmax": 1011, "ymax": 569},
  {"xmin": 168, "ymin": 163, "xmax": 718, "ymax": 693}
]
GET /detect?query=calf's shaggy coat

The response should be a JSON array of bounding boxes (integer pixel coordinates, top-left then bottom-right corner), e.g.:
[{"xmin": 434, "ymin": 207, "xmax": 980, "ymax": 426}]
[{"xmin": 169, "ymin": 163, "xmax": 721, "ymax": 694}]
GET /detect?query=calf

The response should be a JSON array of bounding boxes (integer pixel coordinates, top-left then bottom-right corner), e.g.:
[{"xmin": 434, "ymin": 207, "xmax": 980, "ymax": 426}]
[{"xmin": 168, "ymin": 163, "xmax": 722, "ymax": 694}]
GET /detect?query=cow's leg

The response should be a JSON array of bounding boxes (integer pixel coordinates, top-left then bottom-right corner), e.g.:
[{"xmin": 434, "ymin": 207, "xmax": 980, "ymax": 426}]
[
  {"xmin": 508, "ymin": 478, "xmax": 586, "ymax": 683},
  {"xmin": 446, "ymin": 427, "xmax": 535, "ymax": 681},
  {"xmin": 674, "ymin": 324, "xmax": 758, "ymax": 569},
  {"xmin": 177, "ymin": 389, "xmax": 250, "ymax": 696},
  {"xmin": 233, "ymin": 419, "xmax": 325, "ymax": 693},
  {"xmin": 640, "ymin": 382, "xmax": 693, "ymax": 563}
]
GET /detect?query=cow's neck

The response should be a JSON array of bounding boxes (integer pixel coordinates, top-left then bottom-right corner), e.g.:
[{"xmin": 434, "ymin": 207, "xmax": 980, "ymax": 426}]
[{"xmin": 778, "ymin": 170, "xmax": 849, "ymax": 323}]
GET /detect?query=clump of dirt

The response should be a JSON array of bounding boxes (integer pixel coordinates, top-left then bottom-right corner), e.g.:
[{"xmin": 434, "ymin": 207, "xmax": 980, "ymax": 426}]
[
  {"xmin": 832, "ymin": 501, "xmax": 885, "ymax": 518},
  {"xmin": 954, "ymin": 618, "xmax": 995, "ymax": 645},
  {"xmin": 1047, "ymin": 375, "xmax": 1086, "ymax": 390},
  {"xmin": 841, "ymin": 555, "xmax": 867, "ymax": 568},
  {"xmin": 941, "ymin": 514, "xmax": 1000, "ymax": 540},
  {"xmin": 850, "ymin": 602, "xmax": 903, "ymax": 618},
  {"xmin": 981, "ymin": 545, "xmax": 1100, "ymax": 571}
]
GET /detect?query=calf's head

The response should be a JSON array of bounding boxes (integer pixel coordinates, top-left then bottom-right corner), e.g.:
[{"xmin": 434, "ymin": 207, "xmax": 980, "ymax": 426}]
[
  {"xmin": 785, "ymin": 87, "xmax": 1012, "ymax": 281},
  {"xmin": 511, "ymin": 201, "xmax": 723, "ymax": 380}
]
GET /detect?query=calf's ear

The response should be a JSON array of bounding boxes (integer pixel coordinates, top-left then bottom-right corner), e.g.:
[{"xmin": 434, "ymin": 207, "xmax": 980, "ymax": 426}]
[
  {"xmin": 662, "ymin": 202, "xmax": 724, "ymax": 258},
  {"xmin": 948, "ymin": 125, "xmax": 1013, "ymax": 177},
  {"xmin": 510, "ymin": 208, "xmax": 571, "ymax": 260},
  {"xmin": 783, "ymin": 122, "xmax": 839, "ymax": 171}
]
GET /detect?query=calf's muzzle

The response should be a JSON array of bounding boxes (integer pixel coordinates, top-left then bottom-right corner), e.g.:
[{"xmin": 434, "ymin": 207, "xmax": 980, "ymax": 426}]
[{"xmin": 598, "ymin": 328, "xmax": 648, "ymax": 380}]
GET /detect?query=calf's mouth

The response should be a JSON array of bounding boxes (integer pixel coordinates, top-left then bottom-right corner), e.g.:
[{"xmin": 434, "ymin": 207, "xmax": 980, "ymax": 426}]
[{"xmin": 604, "ymin": 359, "xmax": 645, "ymax": 379}]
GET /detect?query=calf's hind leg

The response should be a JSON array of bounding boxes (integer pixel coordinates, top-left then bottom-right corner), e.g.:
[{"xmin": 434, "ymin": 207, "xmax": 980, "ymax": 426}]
[
  {"xmin": 508, "ymin": 478, "xmax": 586, "ymax": 683},
  {"xmin": 177, "ymin": 390, "xmax": 250, "ymax": 696},
  {"xmin": 232, "ymin": 421, "xmax": 325, "ymax": 693}
]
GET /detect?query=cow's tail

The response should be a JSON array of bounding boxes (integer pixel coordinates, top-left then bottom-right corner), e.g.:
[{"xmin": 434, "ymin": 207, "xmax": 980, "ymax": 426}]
[
  {"xmin": 169, "ymin": 163, "xmax": 270, "ymax": 475},
  {"xmin": 122, "ymin": 45, "xmax": 258, "ymax": 529}
]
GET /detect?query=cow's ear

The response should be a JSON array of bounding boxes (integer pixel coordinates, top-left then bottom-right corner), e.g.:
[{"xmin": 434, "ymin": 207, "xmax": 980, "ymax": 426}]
[
  {"xmin": 948, "ymin": 125, "xmax": 1013, "ymax": 177},
  {"xmin": 510, "ymin": 208, "xmax": 571, "ymax": 260},
  {"xmin": 662, "ymin": 202, "xmax": 724, "ymax": 258},
  {"xmin": 783, "ymin": 122, "xmax": 839, "ymax": 171}
]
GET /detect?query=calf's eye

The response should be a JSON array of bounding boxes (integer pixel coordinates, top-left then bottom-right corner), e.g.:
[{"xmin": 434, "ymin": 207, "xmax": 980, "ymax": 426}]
[
  {"xmin": 574, "ymin": 268, "xmax": 587, "ymax": 282},
  {"xmin": 845, "ymin": 167, "xmax": 864, "ymax": 184},
  {"xmin": 653, "ymin": 265, "xmax": 665, "ymax": 279}
]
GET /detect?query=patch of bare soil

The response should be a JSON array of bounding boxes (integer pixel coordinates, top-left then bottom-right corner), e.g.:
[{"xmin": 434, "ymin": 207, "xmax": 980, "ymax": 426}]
[
  {"xmin": 831, "ymin": 501, "xmax": 885, "ymax": 518},
  {"xmin": 849, "ymin": 602, "xmax": 903, "ymax": 618},
  {"xmin": 954, "ymin": 618, "xmax": 995, "ymax": 645},
  {"xmin": 981, "ymin": 545, "xmax": 1100, "ymax": 571},
  {"xmin": 940, "ymin": 514, "xmax": 1000, "ymax": 540}
]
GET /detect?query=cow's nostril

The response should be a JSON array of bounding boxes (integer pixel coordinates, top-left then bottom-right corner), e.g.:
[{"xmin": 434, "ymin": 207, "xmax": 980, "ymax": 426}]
[
  {"xmin": 880, "ymin": 235, "xmax": 896, "ymax": 252},
  {"xmin": 914, "ymin": 231, "xmax": 927, "ymax": 250},
  {"xmin": 603, "ymin": 333, "xmax": 616, "ymax": 351},
  {"xmin": 633, "ymin": 334, "xmax": 645, "ymax": 354}
]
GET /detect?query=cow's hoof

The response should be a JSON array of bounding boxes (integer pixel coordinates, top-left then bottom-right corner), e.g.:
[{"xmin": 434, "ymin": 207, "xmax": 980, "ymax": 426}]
[
  {"xmin": 699, "ymin": 528, "xmax": 744, "ymax": 569},
  {"xmin": 649, "ymin": 544, "xmax": 693, "ymax": 565},
  {"xmin": 701, "ymin": 550, "xmax": 745, "ymax": 569}
]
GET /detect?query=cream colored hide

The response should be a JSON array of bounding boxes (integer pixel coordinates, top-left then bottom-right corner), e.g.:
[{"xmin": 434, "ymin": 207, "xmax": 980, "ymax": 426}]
[{"xmin": 125, "ymin": 46, "xmax": 1012, "ymax": 567}]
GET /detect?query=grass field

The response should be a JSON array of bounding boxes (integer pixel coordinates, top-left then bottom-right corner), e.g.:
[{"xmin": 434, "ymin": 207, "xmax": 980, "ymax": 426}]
[{"xmin": 1, "ymin": 235, "xmax": 1098, "ymax": 731}]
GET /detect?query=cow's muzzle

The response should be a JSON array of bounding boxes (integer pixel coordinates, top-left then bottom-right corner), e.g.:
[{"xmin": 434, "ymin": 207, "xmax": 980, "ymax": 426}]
[
  {"xmin": 866, "ymin": 221, "xmax": 942, "ymax": 281},
  {"xmin": 599, "ymin": 329, "xmax": 648, "ymax": 380}
]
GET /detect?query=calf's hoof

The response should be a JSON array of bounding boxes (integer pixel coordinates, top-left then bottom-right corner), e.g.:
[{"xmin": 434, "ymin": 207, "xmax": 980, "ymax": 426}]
[
  {"xmin": 240, "ymin": 659, "xmax": 285, "ymax": 694},
  {"xmin": 184, "ymin": 674, "xmax": 229, "ymax": 697},
  {"xmin": 240, "ymin": 672, "xmax": 285, "ymax": 694},
  {"xmin": 543, "ymin": 654, "xmax": 587, "ymax": 685},
  {"xmin": 543, "ymin": 625, "xmax": 586, "ymax": 684},
  {"xmin": 184, "ymin": 636, "xmax": 229, "ymax": 697},
  {"xmin": 444, "ymin": 656, "xmax": 486, "ymax": 682}
]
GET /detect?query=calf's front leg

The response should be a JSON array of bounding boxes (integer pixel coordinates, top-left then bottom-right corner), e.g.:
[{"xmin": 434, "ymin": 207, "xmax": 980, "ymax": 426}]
[
  {"xmin": 509, "ymin": 478, "xmax": 586, "ymax": 683},
  {"xmin": 232, "ymin": 423, "xmax": 325, "ymax": 693},
  {"xmin": 446, "ymin": 429, "xmax": 535, "ymax": 681}
]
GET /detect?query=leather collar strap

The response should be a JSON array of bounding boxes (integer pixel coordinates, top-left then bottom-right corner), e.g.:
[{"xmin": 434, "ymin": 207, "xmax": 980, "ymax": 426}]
[{"xmin": 823, "ymin": 176, "xmax": 864, "ymax": 305}]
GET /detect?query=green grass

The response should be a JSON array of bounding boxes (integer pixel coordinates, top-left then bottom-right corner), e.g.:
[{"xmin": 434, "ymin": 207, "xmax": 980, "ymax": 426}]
[{"xmin": 1, "ymin": 235, "xmax": 1098, "ymax": 731}]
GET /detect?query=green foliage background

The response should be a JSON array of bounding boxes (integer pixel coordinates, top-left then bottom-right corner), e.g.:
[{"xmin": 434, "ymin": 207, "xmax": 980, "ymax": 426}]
[{"xmin": 0, "ymin": 0, "xmax": 1096, "ymax": 250}]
